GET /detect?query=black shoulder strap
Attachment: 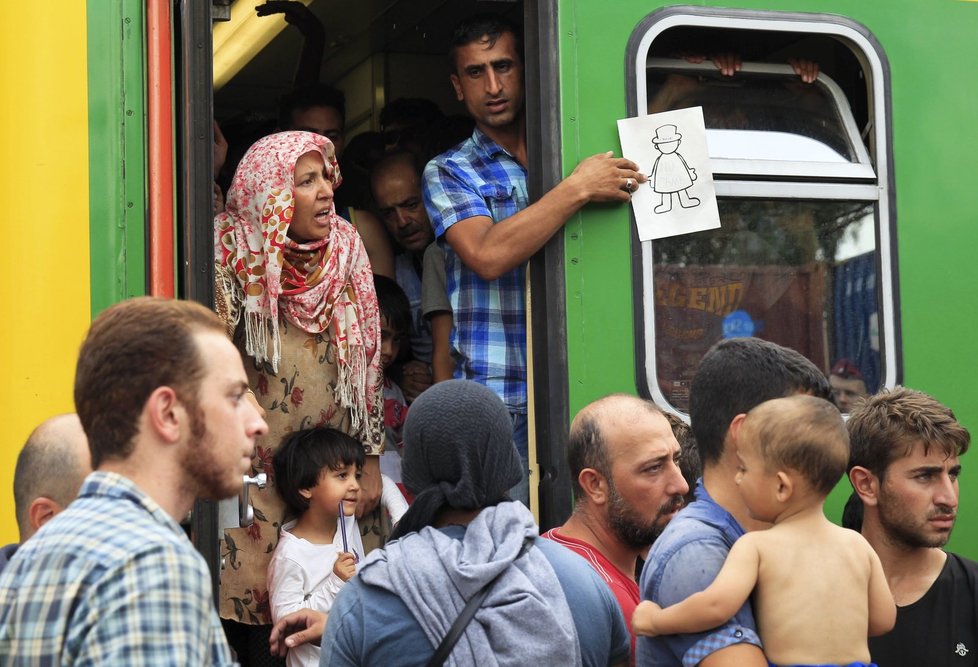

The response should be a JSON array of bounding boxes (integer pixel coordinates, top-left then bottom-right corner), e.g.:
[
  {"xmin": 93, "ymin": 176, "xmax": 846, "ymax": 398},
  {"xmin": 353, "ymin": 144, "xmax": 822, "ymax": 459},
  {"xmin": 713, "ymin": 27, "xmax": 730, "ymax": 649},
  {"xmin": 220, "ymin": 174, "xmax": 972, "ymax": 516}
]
[{"xmin": 425, "ymin": 538, "xmax": 533, "ymax": 667}]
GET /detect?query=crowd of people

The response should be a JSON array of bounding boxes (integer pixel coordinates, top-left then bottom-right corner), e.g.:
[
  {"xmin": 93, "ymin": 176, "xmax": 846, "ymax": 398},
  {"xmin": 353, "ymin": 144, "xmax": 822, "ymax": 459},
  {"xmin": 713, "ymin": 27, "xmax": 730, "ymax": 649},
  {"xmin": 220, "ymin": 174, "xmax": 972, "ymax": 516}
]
[{"xmin": 0, "ymin": 8, "xmax": 974, "ymax": 667}]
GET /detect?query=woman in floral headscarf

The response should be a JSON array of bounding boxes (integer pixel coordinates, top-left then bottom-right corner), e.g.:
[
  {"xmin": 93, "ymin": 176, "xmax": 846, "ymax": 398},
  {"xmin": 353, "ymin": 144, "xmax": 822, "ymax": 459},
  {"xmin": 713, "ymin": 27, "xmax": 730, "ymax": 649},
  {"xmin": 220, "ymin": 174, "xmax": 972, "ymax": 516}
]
[{"xmin": 214, "ymin": 131, "xmax": 383, "ymax": 663}]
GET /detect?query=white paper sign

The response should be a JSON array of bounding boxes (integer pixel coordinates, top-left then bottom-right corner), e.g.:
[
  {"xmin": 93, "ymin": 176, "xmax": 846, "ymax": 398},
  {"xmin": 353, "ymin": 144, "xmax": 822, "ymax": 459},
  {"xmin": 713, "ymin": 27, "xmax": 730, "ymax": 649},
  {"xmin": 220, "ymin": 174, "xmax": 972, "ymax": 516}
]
[{"xmin": 617, "ymin": 107, "xmax": 720, "ymax": 241}]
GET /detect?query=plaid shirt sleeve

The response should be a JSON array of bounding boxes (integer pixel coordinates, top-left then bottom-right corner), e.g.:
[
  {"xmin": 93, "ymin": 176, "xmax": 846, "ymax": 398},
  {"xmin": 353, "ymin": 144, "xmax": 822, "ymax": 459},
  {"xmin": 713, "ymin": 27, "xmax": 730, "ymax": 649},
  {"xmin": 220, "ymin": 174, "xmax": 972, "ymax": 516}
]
[
  {"xmin": 72, "ymin": 543, "xmax": 235, "ymax": 666},
  {"xmin": 423, "ymin": 157, "xmax": 493, "ymax": 238}
]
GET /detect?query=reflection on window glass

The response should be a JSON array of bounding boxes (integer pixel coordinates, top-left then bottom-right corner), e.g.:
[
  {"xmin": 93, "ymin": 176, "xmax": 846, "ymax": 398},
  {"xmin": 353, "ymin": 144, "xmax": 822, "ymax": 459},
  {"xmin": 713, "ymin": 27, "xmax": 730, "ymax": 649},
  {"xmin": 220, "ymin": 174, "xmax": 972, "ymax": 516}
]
[
  {"xmin": 647, "ymin": 66, "xmax": 855, "ymax": 161},
  {"xmin": 652, "ymin": 199, "xmax": 877, "ymax": 411}
]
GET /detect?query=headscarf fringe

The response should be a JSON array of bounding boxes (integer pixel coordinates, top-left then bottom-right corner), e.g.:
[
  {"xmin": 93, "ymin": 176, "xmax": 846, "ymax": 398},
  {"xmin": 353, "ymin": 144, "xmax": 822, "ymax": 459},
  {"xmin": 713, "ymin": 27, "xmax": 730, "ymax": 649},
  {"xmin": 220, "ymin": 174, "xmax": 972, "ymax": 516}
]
[
  {"xmin": 243, "ymin": 311, "xmax": 280, "ymax": 375},
  {"xmin": 336, "ymin": 351, "xmax": 367, "ymax": 435}
]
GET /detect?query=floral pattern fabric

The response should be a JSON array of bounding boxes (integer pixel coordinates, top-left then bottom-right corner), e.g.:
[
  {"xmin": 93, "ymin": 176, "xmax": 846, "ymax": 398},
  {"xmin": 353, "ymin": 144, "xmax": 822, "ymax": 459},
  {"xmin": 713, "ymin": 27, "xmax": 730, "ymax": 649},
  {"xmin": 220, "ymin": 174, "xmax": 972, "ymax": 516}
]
[
  {"xmin": 219, "ymin": 318, "xmax": 383, "ymax": 624},
  {"xmin": 215, "ymin": 131, "xmax": 384, "ymax": 625},
  {"xmin": 215, "ymin": 131, "xmax": 382, "ymax": 441}
]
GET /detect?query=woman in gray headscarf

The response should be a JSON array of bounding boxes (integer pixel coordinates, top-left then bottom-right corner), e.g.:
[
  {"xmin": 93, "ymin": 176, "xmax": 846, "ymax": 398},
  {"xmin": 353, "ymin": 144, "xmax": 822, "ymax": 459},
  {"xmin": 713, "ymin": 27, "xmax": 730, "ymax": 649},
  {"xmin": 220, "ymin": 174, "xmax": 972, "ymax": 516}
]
[{"xmin": 271, "ymin": 380, "xmax": 630, "ymax": 667}]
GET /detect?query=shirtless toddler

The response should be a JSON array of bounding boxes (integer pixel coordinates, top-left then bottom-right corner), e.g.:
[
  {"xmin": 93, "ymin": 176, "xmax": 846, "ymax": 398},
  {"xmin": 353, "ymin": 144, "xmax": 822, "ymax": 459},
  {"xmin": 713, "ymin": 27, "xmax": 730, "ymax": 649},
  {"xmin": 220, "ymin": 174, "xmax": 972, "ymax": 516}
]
[{"xmin": 633, "ymin": 395, "xmax": 896, "ymax": 667}]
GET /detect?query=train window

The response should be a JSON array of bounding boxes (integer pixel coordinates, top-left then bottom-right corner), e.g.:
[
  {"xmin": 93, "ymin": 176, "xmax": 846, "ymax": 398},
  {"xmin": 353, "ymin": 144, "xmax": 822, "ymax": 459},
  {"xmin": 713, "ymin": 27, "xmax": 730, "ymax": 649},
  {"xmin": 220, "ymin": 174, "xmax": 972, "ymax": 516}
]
[
  {"xmin": 648, "ymin": 59, "xmax": 874, "ymax": 181},
  {"xmin": 628, "ymin": 9, "xmax": 898, "ymax": 414}
]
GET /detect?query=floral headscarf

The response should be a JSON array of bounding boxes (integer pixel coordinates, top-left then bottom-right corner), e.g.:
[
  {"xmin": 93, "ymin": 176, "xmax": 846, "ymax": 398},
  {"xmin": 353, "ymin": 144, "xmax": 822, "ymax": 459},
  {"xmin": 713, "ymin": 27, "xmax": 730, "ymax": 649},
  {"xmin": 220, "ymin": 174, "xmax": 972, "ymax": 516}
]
[{"xmin": 215, "ymin": 131, "xmax": 381, "ymax": 436}]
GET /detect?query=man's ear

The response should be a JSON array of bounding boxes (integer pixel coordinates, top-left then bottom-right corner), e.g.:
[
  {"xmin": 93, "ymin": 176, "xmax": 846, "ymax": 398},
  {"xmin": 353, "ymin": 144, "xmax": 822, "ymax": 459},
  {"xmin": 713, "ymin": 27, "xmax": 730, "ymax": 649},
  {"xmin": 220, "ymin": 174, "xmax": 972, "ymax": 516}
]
[
  {"xmin": 299, "ymin": 487, "xmax": 313, "ymax": 500},
  {"xmin": 728, "ymin": 413, "xmax": 748, "ymax": 452},
  {"xmin": 849, "ymin": 466, "xmax": 879, "ymax": 506},
  {"xmin": 144, "ymin": 386, "xmax": 183, "ymax": 444},
  {"xmin": 450, "ymin": 74, "xmax": 463, "ymax": 102},
  {"xmin": 775, "ymin": 471, "xmax": 794, "ymax": 503},
  {"xmin": 578, "ymin": 468, "xmax": 609, "ymax": 505},
  {"xmin": 28, "ymin": 497, "xmax": 63, "ymax": 534}
]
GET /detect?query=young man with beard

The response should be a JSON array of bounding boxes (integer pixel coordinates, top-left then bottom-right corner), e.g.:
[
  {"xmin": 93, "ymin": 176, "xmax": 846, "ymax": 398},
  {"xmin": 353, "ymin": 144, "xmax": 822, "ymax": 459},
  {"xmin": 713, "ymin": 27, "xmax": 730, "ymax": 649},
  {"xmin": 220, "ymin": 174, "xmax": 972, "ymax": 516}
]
[
  {"xmin": 636, "ymin": 338, "xmax": 831, "ymax": 667},
  {"xmin": 543, "ymin": 394, "xmax": 688, "ymax": 663},
  {"xmin": 848, "ymin": 386, "xmax": 977, "ymax": 667},
  {"xmin": 423, "ymin": 14, "xmax": 645, "ymax": 504},
  {"xmin": 0, "ymin": 297, "xmax": 268, "ymax": 664}
]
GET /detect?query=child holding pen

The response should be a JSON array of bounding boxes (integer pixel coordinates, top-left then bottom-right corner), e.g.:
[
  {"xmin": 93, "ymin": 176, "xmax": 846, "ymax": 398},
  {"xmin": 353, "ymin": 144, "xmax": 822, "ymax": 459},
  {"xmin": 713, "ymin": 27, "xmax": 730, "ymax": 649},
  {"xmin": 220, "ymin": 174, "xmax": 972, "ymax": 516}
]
[{"xmin": 267, "ymin": 428, "xmax": 366, "ymax": 667}]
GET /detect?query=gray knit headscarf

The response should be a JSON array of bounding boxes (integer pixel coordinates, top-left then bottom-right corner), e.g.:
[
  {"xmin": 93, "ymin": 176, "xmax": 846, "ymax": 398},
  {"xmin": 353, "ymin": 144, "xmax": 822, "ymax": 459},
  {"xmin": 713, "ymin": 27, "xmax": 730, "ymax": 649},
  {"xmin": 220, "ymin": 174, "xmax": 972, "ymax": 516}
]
[{"xmin": 390, "ymin": 380, "xmax": 522, "ymax": 539}]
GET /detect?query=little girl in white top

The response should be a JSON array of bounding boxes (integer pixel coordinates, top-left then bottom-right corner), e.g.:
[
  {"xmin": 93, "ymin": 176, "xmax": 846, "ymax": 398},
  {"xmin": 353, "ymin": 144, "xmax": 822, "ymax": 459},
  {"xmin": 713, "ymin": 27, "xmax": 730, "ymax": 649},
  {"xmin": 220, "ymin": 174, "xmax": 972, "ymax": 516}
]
[{"xmin": 268, "ymin": 427, "xmax": 402, "ymax": 667}]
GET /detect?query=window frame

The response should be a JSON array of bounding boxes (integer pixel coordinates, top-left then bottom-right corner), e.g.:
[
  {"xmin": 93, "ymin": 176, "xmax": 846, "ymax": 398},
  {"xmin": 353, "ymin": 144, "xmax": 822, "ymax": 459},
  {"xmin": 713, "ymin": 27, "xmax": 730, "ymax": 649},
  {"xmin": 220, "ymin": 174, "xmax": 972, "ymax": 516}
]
[{"xmin": 625, "ymin": 6, "xmax": 901, "ymax": 416}]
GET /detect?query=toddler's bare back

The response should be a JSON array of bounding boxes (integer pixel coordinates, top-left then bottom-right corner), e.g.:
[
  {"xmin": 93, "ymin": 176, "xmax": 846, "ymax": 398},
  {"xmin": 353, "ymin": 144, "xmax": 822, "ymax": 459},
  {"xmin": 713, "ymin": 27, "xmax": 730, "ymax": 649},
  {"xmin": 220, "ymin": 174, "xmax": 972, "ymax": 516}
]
[{"xmin": 750, "ymin": 518, "xmax": 877, "ymax": 665}]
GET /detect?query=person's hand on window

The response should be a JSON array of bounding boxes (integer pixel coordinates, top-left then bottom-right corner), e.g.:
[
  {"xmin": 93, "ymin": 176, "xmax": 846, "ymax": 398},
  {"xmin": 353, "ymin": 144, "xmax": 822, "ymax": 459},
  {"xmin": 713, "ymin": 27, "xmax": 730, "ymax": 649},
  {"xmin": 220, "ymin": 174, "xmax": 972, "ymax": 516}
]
[
  {"xmin": 709, "ymin": 52, "xmax": 742, "ymax": 77},
  {"xmin": 789, "ymin": 57, "xmax": 820, "ymax": 84}
]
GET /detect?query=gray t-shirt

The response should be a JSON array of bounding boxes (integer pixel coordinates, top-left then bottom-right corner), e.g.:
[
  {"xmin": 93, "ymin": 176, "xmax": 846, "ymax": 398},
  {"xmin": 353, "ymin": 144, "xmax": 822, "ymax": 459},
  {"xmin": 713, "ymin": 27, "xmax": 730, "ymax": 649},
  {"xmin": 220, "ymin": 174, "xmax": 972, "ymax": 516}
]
[{"xmin": 421, "ymin": 243, "xmax": 451, "ymax": 318}]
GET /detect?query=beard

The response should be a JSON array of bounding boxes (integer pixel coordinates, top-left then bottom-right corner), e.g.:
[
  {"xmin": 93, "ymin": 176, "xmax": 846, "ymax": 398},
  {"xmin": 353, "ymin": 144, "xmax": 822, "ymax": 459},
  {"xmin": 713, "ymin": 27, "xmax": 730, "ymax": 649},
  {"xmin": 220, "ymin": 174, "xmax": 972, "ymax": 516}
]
[
  {"xmin": 606, "ymin": 478, "xmax": 684, "ymax": 550},
  {"xmin": 181, "ymin": 403, "xmax": 243, "ymax": 502},
  {"xmin": 877, "ymin": 484, "xmax": 956, "ymax": 549}
]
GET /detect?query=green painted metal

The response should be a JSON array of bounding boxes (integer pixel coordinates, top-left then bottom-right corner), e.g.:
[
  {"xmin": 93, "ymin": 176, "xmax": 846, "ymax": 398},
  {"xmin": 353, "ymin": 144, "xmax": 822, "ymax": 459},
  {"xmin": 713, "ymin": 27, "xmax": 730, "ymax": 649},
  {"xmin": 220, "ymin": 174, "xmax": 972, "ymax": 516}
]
[
  {"xmin": 558, "ymin": 0, "xmax": 978, "ymax": 557},
  {"xmin": 87, "ymin": 0, "xmax": 147, "ymax": 317}
]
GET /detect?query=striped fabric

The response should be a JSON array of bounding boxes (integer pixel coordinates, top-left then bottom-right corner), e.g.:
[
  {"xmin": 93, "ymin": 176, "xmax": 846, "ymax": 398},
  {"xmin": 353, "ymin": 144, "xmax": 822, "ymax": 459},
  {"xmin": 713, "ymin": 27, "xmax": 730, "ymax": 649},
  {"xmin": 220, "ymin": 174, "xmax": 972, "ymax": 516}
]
[
  {"xmin": 0, "ymin": 471, "xmax": 235, "ymax": 666},
  {"xmin": 422, "ymin": 128, "xmax": 529, "ymax": 412}
]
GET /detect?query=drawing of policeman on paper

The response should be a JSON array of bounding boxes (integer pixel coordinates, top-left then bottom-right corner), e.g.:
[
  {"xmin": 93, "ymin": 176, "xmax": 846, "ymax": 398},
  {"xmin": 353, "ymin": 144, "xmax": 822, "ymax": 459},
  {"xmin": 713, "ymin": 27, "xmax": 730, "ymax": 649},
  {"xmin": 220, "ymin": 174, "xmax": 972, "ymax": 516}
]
[
  {"xmin": 649, "ymin": 124, "xmax": 701, "ymax": 213},
  {"xmin": 617, "ymin": 106, "xmax": 719, "ymax": 241}
]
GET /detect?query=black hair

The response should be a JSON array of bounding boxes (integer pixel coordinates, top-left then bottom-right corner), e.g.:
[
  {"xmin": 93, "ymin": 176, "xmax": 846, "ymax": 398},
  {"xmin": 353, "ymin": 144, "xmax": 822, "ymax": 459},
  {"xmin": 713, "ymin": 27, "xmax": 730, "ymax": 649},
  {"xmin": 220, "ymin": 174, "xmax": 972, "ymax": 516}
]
[
  {"xmin": 689, "ymin": 337, "xmax": 831, "ymax": 466},
  {"xmin": 373, "ymin": 275, "xmax": 411, "ymax": 339},
  {"xmin": 449, "ymin": 13, "xmax": 523, "ymax": 72},
  {"xmin": 278, "ymin": 84, "xmax": 346, "ymax": 130},
  {"xmin": 379, "ymin": 97, "xmax": 444, "ymax": 131},
  {"xmin": 841, "ymin": 491, "xmax": 864, "ymax": 532},
  {"xmin": 664, "ymin": 412, "xmax": 700, "ymax": 505},
  {"xmin": 273, "ymin": 427, "xmax": 365, "ymax": 516}
]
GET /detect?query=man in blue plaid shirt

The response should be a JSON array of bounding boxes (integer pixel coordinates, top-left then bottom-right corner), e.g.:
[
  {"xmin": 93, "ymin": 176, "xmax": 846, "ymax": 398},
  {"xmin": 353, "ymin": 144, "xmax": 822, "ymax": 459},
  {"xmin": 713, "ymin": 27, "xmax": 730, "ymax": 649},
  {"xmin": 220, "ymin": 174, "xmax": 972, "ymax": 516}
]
[
  {"xmin": 0, "ymin": 298, "xmax": 268, "ymax": 665},
  {"xmin": 423, "ymin": 15, "xmax": 644, "ymax": 503}
]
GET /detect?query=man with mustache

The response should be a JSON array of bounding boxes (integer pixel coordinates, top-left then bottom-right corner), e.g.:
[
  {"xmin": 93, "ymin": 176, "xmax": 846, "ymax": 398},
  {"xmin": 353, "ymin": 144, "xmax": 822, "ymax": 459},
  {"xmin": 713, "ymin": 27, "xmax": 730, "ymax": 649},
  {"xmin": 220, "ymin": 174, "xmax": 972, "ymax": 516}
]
[
  {"xmin": 543, "ymin": 394, "xmax": 688, "ymax": 664},
  {"xmin": 371, "ymin": 150, "xmax": 438, "ymax": 399},
  {"xmin": 637, "ymin": 338, "xmax": 831, "ymax": 667},
  {"xmin": 848, "ymin": 386, "xmax": 976, "ymax": 667},
  {"xmin": 423, "ymin": 14, "xmax": 644, "ymax": 504}
]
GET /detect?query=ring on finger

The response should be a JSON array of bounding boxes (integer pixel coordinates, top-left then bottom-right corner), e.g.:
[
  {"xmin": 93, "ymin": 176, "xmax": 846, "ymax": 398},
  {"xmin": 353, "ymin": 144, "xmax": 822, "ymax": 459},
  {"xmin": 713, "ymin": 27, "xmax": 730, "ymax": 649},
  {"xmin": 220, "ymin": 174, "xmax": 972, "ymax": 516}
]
[{"xmin": 625, "ymin": 178, "xmax": 634, "ymax": 192}]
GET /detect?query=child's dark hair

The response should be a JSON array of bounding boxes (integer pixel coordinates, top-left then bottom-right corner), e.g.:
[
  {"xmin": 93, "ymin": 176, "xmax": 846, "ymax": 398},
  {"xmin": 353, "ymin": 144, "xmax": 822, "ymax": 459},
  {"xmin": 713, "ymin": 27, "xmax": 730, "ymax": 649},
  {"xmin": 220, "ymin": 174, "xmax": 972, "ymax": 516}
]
[
  {"xmin": 374, "ymin": 275, "xmax": 411, "ymax": 341},
  {"xmin": 273, "ymin": 428, "xmax": 365, "ymax": 516}
]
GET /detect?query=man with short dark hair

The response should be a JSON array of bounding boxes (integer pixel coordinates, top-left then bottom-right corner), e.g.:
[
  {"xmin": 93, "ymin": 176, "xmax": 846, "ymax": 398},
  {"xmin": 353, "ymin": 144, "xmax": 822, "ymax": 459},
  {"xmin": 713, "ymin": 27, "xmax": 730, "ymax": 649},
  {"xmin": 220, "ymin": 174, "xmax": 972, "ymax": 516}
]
[
  {"xmin": 637, "ymin": 337, "xmax": 831, "ymax": 667},
  {"xmin": 543, "ymin": 394, "xmax": 688, "ymax": 663},
  {"xmin": 279, "ymin": 84, "xmax": 347, "ymax": 154},
  {"xmin": 371, "ymin": 151, "xmax": 436, "ymax": 374},
  {"xmin": 423, "ymin": 14, "xmax": 645, "ymax": 503},
  {"xmin": 848, "ymin": 386, "xmax": 977, "ymax": 667},
  {"xmin": 0, "ymin": 414, "xmax": 91, "ymax": 573},
  {"xmin": 0, "ymin": 297, "xmax": 268, "ymax": 664}
]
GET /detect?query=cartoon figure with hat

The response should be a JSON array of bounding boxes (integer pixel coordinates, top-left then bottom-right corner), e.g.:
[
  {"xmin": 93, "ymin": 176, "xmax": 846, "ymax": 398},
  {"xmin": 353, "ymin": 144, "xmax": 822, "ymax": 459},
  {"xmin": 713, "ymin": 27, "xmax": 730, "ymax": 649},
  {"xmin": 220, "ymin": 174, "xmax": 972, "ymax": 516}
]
[{"xmin": 649, "ymin": 124, "xmax": 700, "ymax": 214}]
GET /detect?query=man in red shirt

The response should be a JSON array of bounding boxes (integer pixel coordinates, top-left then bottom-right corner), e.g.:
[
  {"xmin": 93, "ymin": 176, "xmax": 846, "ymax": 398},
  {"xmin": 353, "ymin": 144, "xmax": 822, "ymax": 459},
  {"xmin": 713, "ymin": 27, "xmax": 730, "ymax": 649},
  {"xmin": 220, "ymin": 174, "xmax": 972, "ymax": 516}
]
[{"xmin": 543, "ymin": 394, "xmax": 688, "ymax": 662}]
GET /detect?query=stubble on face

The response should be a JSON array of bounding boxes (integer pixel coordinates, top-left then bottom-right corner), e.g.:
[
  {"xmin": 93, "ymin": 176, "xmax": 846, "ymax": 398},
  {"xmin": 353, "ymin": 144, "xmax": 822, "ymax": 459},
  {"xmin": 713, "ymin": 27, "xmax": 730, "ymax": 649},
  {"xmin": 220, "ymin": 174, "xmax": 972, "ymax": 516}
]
[
  {"xmin": 877, "ymin": 481, "xmax": 956, "ymax": 549},
  {"xmin": 451, "ymin": 32, "xmax": 525, "ymax": 134},
  {"xmin": 605, "ymin": 475, "xmax": 684, "ymax": 549},
  {"xmin": 182, "ymin": 402, "xmax": 246, "ymax": 502}
]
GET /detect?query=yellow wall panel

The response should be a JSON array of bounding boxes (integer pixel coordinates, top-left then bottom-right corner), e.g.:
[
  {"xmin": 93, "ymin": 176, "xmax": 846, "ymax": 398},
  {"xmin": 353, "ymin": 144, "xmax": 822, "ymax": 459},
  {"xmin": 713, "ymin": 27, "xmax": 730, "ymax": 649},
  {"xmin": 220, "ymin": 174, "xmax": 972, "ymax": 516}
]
[{"xmin": 0, "ymin": 2, "xmax": 91, "ymax": 545}]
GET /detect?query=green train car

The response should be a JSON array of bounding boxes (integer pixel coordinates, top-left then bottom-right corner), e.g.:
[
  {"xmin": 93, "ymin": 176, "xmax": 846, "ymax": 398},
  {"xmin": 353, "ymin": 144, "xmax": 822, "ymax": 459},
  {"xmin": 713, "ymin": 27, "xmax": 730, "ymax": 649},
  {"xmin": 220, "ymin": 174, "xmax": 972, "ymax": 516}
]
[{"xmin": 4, "ymin": 0, "xmax": 976, "ymax": 564}]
